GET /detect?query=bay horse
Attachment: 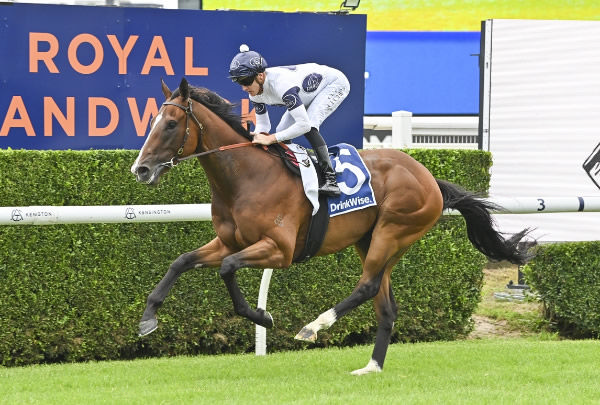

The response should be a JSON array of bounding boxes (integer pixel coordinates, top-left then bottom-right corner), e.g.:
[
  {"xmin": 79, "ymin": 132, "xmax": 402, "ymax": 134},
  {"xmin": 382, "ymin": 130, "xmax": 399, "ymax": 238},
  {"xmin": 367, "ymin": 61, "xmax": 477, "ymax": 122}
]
[{"xmin": 131, "ymin": 78, "xmax": 532, "ymax": 375}]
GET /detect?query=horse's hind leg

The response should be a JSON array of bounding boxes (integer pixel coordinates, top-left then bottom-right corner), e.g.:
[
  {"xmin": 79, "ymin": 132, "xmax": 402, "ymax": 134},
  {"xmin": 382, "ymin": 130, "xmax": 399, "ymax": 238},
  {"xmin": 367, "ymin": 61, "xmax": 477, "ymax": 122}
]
[
  {"xmin": 351, "ymin": 273, "xmax": 398, "ymax": 376},
  {"xmin": 293, "ymin": 237, "xmax": 371, "ymax": 342},
  {"xmin": 295, "ymin": 233, "xmax": 403, "ymax": 344},
  {"xmin": 295, "ymin": 222, "xmax": 425, "ymax": 374}
]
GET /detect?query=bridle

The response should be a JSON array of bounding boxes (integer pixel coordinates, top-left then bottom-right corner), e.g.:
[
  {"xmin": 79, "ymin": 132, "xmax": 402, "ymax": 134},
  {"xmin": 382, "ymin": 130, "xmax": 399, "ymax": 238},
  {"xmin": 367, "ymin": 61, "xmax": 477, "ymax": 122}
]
[{"xmin": 158, "ymin": 98, "xmax": 254, "ymax": 168}]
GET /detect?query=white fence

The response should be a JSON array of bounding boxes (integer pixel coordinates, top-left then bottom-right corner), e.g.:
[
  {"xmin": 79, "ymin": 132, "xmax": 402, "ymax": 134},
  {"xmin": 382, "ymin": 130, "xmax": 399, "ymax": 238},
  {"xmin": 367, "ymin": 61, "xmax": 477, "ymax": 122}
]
[
  {"xmin": 3, "ymin": 197, "xmax": 600, "ymax": 226},
  {"xmin": 363, "ymin": 111, "xmax": 479, "ymax": 150},
  {"xmin": 0, "ymin": 204, "xmax": 211, "ymax": 225}
]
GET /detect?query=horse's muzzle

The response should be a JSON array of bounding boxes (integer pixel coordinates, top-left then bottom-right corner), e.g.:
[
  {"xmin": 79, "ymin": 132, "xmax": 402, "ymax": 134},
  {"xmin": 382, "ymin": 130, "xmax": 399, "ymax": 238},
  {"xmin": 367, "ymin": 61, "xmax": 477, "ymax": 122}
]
[{"xmin": 133, "ymin": 164, "xmax": 164, "ymax": 185}]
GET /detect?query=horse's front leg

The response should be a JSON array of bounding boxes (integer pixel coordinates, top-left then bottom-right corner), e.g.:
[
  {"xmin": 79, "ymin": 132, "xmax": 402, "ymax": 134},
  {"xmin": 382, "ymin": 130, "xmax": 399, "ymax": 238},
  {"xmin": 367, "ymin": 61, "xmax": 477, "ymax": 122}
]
[
  {"xmin": 139, "ymin": 237, "xmax": 232, "ymax": 336},
  {"xmin": 219, "ymin": 237, "xmax": 288, "ymax": 328}
]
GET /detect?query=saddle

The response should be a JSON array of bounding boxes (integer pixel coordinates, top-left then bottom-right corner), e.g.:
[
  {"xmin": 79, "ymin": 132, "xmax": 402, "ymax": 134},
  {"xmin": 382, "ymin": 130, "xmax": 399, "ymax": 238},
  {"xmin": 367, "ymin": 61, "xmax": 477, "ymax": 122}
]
[
  {"xmin": 267, "ymin": 143, "xmax": 313, "ymax": 177},
  {"xmin": 266, "ymin": 143, "xmax": 330, "ymax": 263}
]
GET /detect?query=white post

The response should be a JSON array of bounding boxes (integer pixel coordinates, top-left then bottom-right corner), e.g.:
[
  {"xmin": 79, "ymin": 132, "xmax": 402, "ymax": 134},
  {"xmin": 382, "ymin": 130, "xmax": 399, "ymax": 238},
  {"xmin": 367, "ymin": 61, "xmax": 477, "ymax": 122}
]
[
  {"xmin": 391, "ymin": 110, "xmax": 413, "ymax": 148},
  {"xmin": 255, "ymin": 268, "xmax": 273, "ymax": 356}
]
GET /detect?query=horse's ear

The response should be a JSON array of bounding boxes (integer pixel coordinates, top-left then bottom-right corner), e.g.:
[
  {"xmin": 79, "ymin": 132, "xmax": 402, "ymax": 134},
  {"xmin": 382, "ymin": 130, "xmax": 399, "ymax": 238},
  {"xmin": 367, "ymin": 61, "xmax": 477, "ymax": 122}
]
[
  {"xmin": 179, "ymin": 77, "xmax": 189, "ymax": 99},
  {"xmin": 161, "ymin": 79, "xmax": 172, "ymax": 100}
]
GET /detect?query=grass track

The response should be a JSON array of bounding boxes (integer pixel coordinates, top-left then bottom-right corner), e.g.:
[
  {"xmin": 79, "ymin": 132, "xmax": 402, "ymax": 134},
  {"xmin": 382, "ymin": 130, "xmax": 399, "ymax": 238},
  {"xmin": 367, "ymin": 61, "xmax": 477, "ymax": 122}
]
[
  {"xmin": 2, "ymin": 339, "xmax": 600, "ymax": 404},
  {"xmin": 203, "ymin": 1, "xmax": 600, "ymax": 31}
]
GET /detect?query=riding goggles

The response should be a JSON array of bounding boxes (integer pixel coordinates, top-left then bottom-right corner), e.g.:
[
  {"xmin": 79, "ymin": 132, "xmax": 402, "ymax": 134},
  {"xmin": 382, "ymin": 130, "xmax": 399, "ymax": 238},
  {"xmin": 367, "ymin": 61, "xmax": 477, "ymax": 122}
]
[{"xmin": 233, "ymin": 75, "xmax": 256, "ymax": 86}]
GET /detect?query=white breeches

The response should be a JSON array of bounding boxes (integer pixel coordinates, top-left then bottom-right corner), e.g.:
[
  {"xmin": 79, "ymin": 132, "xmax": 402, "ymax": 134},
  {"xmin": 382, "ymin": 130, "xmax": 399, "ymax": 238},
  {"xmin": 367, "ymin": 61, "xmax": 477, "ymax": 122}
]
[{"xmin": 276, "ymin": 75, "xmax": 350, "ymax": 133}]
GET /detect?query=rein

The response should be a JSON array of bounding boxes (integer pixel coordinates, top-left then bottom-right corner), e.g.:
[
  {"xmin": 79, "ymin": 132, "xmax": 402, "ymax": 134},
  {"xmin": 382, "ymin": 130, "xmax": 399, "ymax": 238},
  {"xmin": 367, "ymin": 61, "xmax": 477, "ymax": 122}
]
[
  {"xmin": 172, "ymin": 141, "xmax": 256, "ymax": 165},
  {"xmin": 159, "ymin": 98, "xmax": 257, "ymax": 168}
]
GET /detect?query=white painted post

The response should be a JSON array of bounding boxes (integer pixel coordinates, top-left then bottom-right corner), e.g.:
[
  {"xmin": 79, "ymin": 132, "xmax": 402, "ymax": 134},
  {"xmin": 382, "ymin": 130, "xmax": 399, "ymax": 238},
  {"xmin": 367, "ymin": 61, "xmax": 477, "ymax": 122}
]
[
  {"xmin": 255, "ymin": 268, "xmax": 273, "ymax": 356},
  {"xmin": 391, "ymin": 110, "xmax": 413, "ymax": 148}
]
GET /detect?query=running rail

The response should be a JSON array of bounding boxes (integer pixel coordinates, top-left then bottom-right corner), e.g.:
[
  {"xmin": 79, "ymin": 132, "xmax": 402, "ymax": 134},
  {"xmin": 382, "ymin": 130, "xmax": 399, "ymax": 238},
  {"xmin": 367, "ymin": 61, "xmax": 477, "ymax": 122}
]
[
  {"xmin": 444, "ymin": 196, "xmax": 600, "ymax": 215},
  {"xmin": 1, "ymin": 196, "xmax": 600, "ymax": 226}
]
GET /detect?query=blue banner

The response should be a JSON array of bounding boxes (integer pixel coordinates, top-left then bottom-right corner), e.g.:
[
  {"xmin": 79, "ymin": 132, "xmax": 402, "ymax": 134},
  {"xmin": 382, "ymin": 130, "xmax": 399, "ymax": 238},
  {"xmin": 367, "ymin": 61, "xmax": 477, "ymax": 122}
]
[
  {"xmin": 0, "ymin": 3, "xmax": 366, "ymax": 150},
  {"xmin": 365, "ymin": 31, "xmax": 480, "ymax": 115}
]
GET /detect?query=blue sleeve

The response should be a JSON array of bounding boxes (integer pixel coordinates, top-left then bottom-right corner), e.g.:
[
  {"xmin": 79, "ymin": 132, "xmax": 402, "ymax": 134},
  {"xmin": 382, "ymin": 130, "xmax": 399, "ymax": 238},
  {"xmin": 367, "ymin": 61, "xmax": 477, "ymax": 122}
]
[
  {"xmin": 252, "ymin": 101, "xmax": 267, "ymax": 115},
  {"xmin": 282, "ymin": 87, "xmax": 303, "ymax": 111}
]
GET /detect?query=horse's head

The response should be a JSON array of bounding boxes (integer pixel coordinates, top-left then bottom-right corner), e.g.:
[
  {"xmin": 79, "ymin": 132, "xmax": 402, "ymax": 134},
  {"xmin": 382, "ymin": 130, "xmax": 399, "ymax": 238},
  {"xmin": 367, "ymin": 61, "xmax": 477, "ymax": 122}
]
[{"xmin": 131, "ymin": 77, "xmax": 202, "ymax": 185}]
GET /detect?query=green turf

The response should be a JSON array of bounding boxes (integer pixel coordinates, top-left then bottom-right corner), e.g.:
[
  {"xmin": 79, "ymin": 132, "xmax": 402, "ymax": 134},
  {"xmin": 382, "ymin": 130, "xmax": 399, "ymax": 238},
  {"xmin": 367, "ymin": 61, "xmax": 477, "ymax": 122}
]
[
  {"xmin": 2, "ymin": 339, "xmax": 600, "ymax": 404},
  {"xmin": 203, "ymin": 0, "xmax": 600, "ymax": 31}
]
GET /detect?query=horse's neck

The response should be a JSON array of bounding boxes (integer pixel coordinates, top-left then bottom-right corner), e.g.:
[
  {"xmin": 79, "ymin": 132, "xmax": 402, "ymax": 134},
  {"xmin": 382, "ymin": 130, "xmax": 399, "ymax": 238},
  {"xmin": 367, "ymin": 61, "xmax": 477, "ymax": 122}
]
[
  {"xmin": 194, "ymin": 102, "xmax": 248, "ymax": 150},
  {"xmin": 201, "ymin": 149, "xmax": 280, "ymax": 206},
  {"xmin": 194, "ymin": 103, "xmax": 278, "ymax": 202}
]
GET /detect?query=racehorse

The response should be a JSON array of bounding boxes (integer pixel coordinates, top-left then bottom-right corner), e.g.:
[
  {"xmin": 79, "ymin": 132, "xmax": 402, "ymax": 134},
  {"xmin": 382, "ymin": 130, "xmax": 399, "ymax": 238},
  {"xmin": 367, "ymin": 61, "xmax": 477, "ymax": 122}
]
[{"xmin": 131, "ymin": 78, "xmax": 532, "ymax": 375}]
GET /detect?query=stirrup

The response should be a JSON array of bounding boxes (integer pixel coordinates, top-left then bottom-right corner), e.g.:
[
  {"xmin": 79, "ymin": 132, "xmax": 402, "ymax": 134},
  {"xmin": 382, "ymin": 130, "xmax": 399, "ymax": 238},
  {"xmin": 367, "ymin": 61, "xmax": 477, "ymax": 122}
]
[{"xmin": 319, "ymin": 181, "xmax": 341, "ymax": 197}]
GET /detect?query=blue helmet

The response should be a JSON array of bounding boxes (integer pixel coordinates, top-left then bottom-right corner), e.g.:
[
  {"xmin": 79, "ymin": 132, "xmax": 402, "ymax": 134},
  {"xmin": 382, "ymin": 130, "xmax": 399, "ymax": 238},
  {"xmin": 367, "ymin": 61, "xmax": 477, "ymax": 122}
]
[{"xmin": 229, "ymin": 44, "xmax": 268, "ymax": 79}]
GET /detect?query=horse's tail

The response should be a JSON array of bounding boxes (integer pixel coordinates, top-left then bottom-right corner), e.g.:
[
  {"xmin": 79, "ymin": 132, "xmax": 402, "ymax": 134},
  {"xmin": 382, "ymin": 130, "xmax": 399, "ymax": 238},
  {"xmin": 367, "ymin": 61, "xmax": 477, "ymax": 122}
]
[{"xmin": 436, "ymin": 179, "xmax": 534, "ymax": 265}]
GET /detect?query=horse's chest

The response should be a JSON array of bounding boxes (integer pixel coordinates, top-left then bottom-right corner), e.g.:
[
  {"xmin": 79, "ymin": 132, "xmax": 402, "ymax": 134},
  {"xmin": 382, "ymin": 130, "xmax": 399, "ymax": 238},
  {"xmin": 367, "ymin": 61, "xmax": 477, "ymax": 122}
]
[{"xmin": 214, "ymin": 216, "xmax": 256, "ymax": 250}]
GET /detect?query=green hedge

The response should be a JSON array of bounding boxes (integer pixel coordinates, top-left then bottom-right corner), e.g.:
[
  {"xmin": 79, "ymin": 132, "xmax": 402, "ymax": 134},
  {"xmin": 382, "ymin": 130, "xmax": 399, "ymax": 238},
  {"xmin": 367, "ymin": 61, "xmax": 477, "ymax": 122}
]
[
  {"xmin": 0, "ymin": 148, "xmax": 491, "ymax": 366},
  {"xmin": 523, "ymin": 242, "xmax": 600, "ymax": 338}
]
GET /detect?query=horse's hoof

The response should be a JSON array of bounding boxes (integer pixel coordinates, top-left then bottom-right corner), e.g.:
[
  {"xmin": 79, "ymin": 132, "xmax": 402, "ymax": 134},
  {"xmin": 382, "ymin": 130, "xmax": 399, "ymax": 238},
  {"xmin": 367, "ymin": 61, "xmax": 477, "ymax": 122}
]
[
  {"xmin": 295, "ymin": 326, "xmax": 317, "ymax": 342},
  {"xmin": 350, "ymin": 359, "xmax": 382, "ymax": 376},
  {"xmin": 139, "ymin": 318, "xmax": 158, "ymax": 337},
  {"xmin": 257, "ymin": 308, "xmax": 274, "ymax": 328}
]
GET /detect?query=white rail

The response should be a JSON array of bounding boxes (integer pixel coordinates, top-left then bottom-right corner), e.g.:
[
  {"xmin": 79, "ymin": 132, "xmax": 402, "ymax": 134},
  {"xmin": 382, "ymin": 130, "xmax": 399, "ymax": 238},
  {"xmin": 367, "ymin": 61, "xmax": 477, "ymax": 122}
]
[
  {"xmin": 0, "ymin": 204, "xmax": 211, "ymax": 225},
  {"xmin": 363, "ymin": 111, "xmax": 479, "ymax": 150},
  {"xmin": 445, "ymin": 196, "xmax": 600, "ymax": 215},
  {"xmin": 3, "ymin": 197, "xmax": 600, "ymax": 226}
]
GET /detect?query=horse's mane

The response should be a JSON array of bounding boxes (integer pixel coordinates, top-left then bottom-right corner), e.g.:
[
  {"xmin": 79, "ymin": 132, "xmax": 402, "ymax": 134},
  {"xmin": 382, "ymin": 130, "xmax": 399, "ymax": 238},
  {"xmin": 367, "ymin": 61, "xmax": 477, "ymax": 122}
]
[{"xmin": 170, "ymin": 86, "xmax": 252, "ymax": 141}]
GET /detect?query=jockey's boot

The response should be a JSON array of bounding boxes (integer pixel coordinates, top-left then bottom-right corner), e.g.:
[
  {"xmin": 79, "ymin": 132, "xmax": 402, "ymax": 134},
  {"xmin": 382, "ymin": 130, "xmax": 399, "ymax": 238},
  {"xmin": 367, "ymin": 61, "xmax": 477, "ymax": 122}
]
[
  {"xmin": 305, "ymin": 127, "xmax": 341, "ymax": 197},
  {"xmin": 315, "ymin": 145, "xmax": 341, "ymax": 197}
]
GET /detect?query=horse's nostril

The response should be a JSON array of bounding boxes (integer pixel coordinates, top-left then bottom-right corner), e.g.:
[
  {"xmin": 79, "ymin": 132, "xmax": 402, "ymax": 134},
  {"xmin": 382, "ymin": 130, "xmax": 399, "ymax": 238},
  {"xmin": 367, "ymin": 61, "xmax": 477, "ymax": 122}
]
[{"xmin": 136, "ymin": 166, "xmax": 150, "ymax": 181}]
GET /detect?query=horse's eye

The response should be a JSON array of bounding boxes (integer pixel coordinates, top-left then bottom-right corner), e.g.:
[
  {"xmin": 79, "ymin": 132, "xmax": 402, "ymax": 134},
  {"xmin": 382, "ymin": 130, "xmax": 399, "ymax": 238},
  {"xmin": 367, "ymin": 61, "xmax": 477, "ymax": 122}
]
[{"xmin": 167, "ymin": 120, "xmax": 177, "ymax": 129}]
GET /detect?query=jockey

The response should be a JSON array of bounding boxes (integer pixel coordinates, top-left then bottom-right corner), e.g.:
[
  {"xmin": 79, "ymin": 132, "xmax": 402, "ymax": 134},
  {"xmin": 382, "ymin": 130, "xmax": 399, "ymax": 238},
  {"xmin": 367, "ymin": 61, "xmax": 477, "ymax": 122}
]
[{"xmin": 228, "ymin": 44, "xmax": 350, "ymax": 197}]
